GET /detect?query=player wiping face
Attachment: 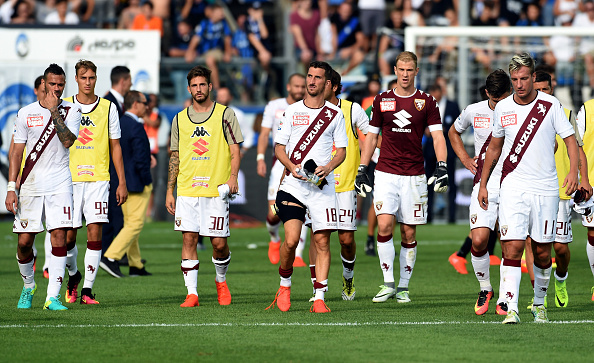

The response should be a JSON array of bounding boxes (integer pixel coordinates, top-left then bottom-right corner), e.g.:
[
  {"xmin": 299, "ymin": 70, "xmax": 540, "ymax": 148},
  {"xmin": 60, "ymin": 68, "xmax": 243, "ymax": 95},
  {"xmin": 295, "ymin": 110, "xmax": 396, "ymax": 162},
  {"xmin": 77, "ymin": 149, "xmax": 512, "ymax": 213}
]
[{"xmin": 42, "ymin": 73, "xmax": 66, "ymax": 109}]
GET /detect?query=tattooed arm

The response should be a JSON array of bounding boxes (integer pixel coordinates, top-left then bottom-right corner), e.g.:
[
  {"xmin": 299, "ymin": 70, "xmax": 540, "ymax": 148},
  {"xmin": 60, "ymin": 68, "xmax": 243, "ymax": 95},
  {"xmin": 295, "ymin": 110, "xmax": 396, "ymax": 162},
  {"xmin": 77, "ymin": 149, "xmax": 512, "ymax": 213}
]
[
  {"xmin": 51, "ymin": 106, "xmax": 77, "ymax": 148},
  {"xmin": 165, "ymin": 151, "xmax": 179, "ymax": 215},
  {"xmin": 477, "ymin": 136, "xmax": 504, "ymax": 210}
]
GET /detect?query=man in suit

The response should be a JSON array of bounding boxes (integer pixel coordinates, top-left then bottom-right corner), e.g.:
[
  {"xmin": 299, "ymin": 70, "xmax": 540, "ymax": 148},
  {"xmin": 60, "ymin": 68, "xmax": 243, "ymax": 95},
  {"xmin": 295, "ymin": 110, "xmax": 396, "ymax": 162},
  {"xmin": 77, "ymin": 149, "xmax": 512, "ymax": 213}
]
[
  {"xmin": 100, "ymin": 91, "xmax": 153, "ymax": 277},
  {"xmin": 103, "ymin": 66, "xmax": 131, "ymax": 117},
  {"xmin": 425, "ymin": 82, "xmax": 460, "ymax": 224},
  {"xmin": 102, "ymin": 66, "xmax": 132, "ymax": 254}
]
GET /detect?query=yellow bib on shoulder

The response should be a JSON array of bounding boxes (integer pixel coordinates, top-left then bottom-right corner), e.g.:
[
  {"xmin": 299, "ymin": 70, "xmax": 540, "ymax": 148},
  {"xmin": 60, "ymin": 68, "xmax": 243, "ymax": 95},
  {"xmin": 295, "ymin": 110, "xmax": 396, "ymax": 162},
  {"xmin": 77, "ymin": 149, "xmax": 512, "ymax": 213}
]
[
  {"xmin": 66, "ymin": 96, "xmax": 111, "ymax": 182},
  {"xmin": 177, "ymin": 103, "xmax": 230, "ymax": 197},
  {"xmin": 332, "ymin": 99, "xmax": 359, "ymax": 193},
  {"xmin": 583, "ymin": 100, "xmax": 594, "ymax": 192}
]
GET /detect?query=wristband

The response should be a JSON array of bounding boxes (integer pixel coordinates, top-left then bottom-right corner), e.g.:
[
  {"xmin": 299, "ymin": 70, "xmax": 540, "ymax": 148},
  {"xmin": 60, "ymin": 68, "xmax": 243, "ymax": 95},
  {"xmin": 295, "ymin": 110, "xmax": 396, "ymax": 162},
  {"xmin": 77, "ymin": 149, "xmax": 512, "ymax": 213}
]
[
  {"xmin": 7, "ymin": 181, "xmax": 16, "ymax": 192},
  {"xmin": 256, "ymin": 153, "xmax": 265, "ymax": 161}
]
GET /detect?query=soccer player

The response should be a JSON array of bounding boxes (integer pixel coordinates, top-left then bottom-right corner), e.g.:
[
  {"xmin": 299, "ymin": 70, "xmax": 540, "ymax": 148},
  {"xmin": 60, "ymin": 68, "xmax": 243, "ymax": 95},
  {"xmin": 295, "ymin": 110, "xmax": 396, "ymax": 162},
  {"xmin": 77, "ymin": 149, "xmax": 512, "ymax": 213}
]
[
  {"xmin": 266, "ymin": 61, "xmax": 347, "ymax": 313},
  {"xmin": 308, "ymin": 69, "xmax": 368, "ymax": 300},
  {"xmin": 256, "ymin": 74, "xmax": 309, "ymax": 266},
  {"xmin": 567, "ymin": 81, "xmax": 594, "ymax": 302},
  {"xmin": 356, "ymin": 51, "xmax": 448, "ymax": 303},
  {"xmin": 524, "ymin": 71, "xmax": 591, "ymax": 309},
  {"xmin": 6, "ymin": 63, "xmax": 81, "ymax": 310},
  {"xmin": 166, "ymin": 65, "xmax": 243, "ymax": 308},
  {"xmin": 448, "ymin": 69, "xmax": 512, "ymax": 315},
  {"xmin": 62, "ymin": 60, "xmax": 128, "ymax": 304},
  {"xmin": 478, "ymin": 53, "xmax": 579, "ymax": 324}
]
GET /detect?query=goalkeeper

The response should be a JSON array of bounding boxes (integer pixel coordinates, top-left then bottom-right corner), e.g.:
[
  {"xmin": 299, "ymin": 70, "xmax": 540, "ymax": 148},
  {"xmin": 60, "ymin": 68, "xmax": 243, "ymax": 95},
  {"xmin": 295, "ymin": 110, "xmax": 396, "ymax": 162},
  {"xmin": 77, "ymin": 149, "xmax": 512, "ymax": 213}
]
[{"xmin": 355, "ymin": 51, "xmax": 448, "ymax": 304}]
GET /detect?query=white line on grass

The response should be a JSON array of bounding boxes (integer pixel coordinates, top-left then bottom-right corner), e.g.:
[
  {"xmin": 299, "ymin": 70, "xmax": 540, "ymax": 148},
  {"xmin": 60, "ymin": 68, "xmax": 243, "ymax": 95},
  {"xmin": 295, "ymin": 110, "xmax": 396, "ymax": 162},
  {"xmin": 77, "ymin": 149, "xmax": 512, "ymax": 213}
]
[{"xmin": 2, "ymin": 320, "xmax": 593, "ymax": 329}]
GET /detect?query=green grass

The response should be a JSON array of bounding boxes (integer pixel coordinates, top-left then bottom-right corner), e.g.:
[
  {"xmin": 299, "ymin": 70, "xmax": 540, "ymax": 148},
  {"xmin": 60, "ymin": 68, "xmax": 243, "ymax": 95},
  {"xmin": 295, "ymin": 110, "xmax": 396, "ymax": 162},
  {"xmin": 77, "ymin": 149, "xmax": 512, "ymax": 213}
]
[{"xmin": 1, "ymin": 221, "xmax": 594, "ymax": 362}]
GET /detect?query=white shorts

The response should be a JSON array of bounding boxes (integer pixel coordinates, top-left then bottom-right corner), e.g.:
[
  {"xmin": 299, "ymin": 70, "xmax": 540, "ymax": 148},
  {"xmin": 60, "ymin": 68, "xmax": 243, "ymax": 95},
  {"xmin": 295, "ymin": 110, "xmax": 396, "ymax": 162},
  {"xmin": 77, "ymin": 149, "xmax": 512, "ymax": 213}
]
[
  {"xmin": 279, "ymin": 182, "xmax": 338, "ymax": 233},
  {"xmin": 72, "ymin": 181, "xmax": 109, "ymax": 228},
  {"xmin": 469, "ymin": 184, "xmax": 499, "ymax": 230},
  {"xmin": 555, "ymin": 199, "xmax": 572, "ymax": 243},
  {"xmin": 267, "ymin": 160, "xmax": 285, "ymax": 201},
  {"xmin": 336, "ymin": 190, "xmax": 357, "ymax": 231},
  {"xmin": 498, "ymin": 188, "xmax": 559, "ymax": 243},
  {"xmin": 174, "ymin": 195, "xmax": 230, "ymax": 237},
  {"xmin": 13, "ymin": 192, "xmax": 73, "ymax": 233},
  {"xmin": 372, "ymin": 171, "xmax": 428, "ymax": 225}
]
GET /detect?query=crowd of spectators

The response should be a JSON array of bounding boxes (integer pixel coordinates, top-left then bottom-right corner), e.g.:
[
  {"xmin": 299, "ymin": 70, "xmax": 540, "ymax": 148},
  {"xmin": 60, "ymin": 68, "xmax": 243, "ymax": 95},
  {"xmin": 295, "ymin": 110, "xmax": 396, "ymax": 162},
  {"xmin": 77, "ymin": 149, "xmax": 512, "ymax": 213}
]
[{"xmin": 3, "ymin": 0, "xmax": 594, "ymax": 103}]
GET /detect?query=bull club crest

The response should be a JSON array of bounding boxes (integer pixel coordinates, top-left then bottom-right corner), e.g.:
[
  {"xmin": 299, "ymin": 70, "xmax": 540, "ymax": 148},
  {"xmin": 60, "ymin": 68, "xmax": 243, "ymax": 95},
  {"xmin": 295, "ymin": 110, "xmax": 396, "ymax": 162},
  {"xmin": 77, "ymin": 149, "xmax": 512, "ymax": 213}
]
[
  {"xmin": 501, "ymin": 225, "xmax": 508, "ymax": 236},
  {"xmin": 375, "ymin": 201, "xmax": 383, "ymax": 211},
  {"xmin": 588, "ymin": 214, "xmax": 593, "ymax": 223},
  {"xmin": 175, "ymin": 218, "xmax": 181, "ymax": 227},
  {"xmin": 470, "ymin": 214, "xmax": 477, "ymax": 224},
  {"xmin": 20, "ymin": 219, "xmax": 28, "ymax": 229},
  {"xmin": 414, "ymin": 99, "xmax": 425, "ymax": 111}
]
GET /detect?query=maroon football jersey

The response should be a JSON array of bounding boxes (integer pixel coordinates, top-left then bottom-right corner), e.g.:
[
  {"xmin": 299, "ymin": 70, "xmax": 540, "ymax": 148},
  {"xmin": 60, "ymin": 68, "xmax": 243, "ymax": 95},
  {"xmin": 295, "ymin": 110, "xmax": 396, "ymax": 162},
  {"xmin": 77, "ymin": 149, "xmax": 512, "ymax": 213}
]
[{"xmin": 370, "ymin": 89, "xmax": 442, "ymax": 176}]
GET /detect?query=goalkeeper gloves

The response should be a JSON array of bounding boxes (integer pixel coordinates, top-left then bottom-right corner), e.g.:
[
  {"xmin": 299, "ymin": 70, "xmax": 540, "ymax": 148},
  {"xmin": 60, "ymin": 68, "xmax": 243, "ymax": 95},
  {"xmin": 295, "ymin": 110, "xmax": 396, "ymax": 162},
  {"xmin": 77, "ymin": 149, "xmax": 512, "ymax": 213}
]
[
  {"xmin": 355, "ymin": 164, "xmax": 372, "ymax": 197},
  {"xmin": 428, "ymin": 161, "xmax": 449, "ymax": 193}
]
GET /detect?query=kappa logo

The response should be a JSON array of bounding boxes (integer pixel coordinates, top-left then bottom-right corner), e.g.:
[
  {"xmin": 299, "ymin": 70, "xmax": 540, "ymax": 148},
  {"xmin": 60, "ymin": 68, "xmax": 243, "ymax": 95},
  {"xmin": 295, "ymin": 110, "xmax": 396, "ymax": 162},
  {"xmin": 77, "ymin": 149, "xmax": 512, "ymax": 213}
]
[
  {"xmin": 381, "ymin": 263, "xmax": 390, "ymax": 271},
  {"xmin": 191, "ymin": 126, "xmax": 210, "ymax": 138},
  {"xmin": 404, "ymin": 265, "xmax": 412, "ymax": 273},
  {"xmin": 192, "ymin": 139, "xmax": 209, "ymax": 155},
  {"xmin": 414, "ymin": 99, "xmax": 425, "ymax": 111},
  {"xmin": 470, "ymin": 214, "xmax": 477, "ymax": 224},
  {"xmin": 393, "ymin": 110, "xmax": 412, "ymax": 128},
  {"xmin": 538, "ymin": 103, "xmax": 547, "ymax": 115},
  {"xmin": 375, "ymin": 201, "xmax": 383, "ymax": 211},
  {"xmin": 78, "ymin": 128, "xmax": 94, "ymax": 145},
  {"xmin": 501, "ymin": 225, "xmax": 508, "ymax": 236},
  {"xmin": 87, "ymin": 265, "xmax": 96, "ymax": 273},
  {"xmin": 540, "ymin": 287, "xmax": 547, "ymax": 292},
  {"xmin": 20, "ymin": 220, "xmax": 28, "ymax": 228},
  {"xmin": 80, "ymin": 116, "xmax": 96, "ymax": 127},
  {"xmin": 476, "ymin": 272, "xmax": 485, "ymax": 277}
]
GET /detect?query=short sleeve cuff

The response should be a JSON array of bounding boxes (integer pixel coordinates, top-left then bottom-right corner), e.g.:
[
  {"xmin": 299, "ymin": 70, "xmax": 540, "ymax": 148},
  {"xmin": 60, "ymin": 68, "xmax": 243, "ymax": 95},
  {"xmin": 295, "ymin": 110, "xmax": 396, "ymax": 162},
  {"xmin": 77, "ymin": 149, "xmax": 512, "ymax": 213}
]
[
  {"xmin": 368, "ymin": 126, "xmax": 380, "ymax": 134},
  {"xmin": 428, "ymin": 124, "xmax": 443, "ymax": 132}
]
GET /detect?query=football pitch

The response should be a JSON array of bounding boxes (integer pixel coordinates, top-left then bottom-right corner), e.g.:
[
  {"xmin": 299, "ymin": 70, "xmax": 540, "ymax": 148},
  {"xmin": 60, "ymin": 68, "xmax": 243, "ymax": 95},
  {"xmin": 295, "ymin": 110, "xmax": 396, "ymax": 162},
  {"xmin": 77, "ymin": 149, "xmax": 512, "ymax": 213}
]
[{"xmin": 1, "ymin": 221, "xmax": 594, "ymax": 362}]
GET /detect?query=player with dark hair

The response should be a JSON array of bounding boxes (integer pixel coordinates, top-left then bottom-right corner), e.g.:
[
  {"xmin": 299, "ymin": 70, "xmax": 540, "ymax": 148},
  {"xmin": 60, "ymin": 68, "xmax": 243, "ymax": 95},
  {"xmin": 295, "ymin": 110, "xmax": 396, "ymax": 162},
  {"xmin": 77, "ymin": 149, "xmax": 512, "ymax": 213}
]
[
  {"xmin": 63, "ymin": 59, "xmax": 127, "ymax": 303},
  {"xmin": 356, "ymin": 51, "xmax": 447, "ymax": 304},
  {"xmin": 307, "ymin": 68, "xmax": 369, "ymax": 301},
  {"xmin": 448, "ymin": 69, "xmax": 512, "ymax": 315},
  {"xmin": 166, "ymin": 65, "xmax": 243, "ymax": 308},
  {"xmin": 478, "ymin": 53, "xmax": 580, "ymax": 324},
  {"xmin": 266, "ymin": 61, "xmax": 347, "ymax": 313},
  {"xmin": 524, "ymin": 70, "xmax": 591, "ymax": 309},
  {"xmin": 6, "ymin": 63, "xmax": 81, "ymax": 310}
]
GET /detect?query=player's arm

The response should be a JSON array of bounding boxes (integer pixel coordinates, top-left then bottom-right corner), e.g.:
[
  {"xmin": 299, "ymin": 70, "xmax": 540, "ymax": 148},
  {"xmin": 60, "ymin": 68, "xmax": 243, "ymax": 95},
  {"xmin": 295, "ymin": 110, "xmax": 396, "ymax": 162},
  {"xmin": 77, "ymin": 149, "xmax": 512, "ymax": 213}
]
[
  {"xmin": 227, "ymin": 143, "xmax": 241, "ymax": 194},
  {"xmin": 360, "ymin": 131, "xmax": 378, "ymax": 166},
  {"xmin": 430, "ymin": 129, "xmax": 447, "ymax": 163},
  {"xmin": 47, "ymin": 95, "xmax": 77, "ymax": 148},
  {"xmin": 562, "ymin": 134, "xmax": 580, "ymax": 196},
  {"xmin": 184, "ymin": 34, "xmax": 200, "ymax": 63},
  {"xmin": 274, "ymin": 143, "xmax": 306, "ymax": 180},
  {"xmin": 256, "ymin": 126, "xmax": 271, "ymax": 177},
  {"xmin": 109, "ymin": 138, "xmax": 128, "ymax": 206},
  {"xmin": 5, "ymin": 142, "xmax": 25, "ymax": 214},
  {"xmin": 477, "ymin": 136, "xmax": 503, "ymax": 210},
  {"xmin": 448, "ymin": 126, "xmax": 477, "ymax": 175},
  {"xmin": 578, "ymin": 146, "xmax": 592, "ymax": 198},
  {"xmin": 166, "ymin": 151, "xmax": 179, "ymax": 215}
]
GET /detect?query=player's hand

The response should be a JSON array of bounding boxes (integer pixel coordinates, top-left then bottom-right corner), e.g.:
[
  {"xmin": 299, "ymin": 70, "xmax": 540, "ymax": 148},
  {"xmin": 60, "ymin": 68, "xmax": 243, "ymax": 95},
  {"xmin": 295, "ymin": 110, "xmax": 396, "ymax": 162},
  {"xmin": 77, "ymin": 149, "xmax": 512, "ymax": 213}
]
[
  {"xmin": 477, "ymin": 186, "xmax": 489, "ymax": 210},
  {"xmin": 355, "ymin": 165, "xmax": 372, "ymax": 197},
  {"xmin": 563, "ymin": 171, "xmax": 579, "ymax": 196},
  {"xmin": 5, "ymin": 191, "xmax": 18, "ymax": 215},
  {"xmin": 227, "ymin": 174, "xmax": 239, "ymax": 194},
  {"xmin": 166, "ymin": 191, "xmax": 176, "ymax": 216},
  {"xmin": 150, "ymin": 155, "xmax": 157, "ymax": 168},
  {"xmin": 315, "ymin": 164, "xmax": 331, "ymax": 179},
  {"xmin": 116, "ymin": 184, "xmax": 128, "ymax": 206},
  {"xmin": 291, "ymin": 164, "xmax": 307, "ymax": 180},
  {"xmin": 45, "ymin": 87, "xmax": 60, "ymax": 110},
  {"xmin": 257, "ymin": 159, "xmax": 267, "ymax": 178},
  {"xmin": 462, "ymin": 156, "xmax": 478, "ymax": 175},
  {"xmin": 428, "ymin": 161, "xmax": 449, "ymax": 193}
]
